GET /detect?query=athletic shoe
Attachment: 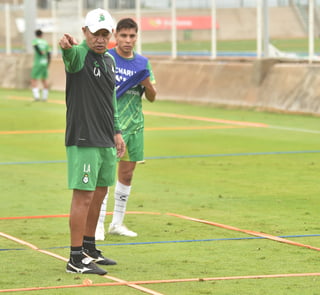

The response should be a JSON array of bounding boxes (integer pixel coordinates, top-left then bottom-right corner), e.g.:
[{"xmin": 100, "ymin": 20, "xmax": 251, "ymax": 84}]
[
  {"xmin": 95, "ymin": 225, "xmax": 105, "ymax": 241},
  {"xmin": 108, "ymin": 224, "xmax": 138, "ymax": 237},
  {"xmin": 84, "ymin": 249, "xmax": 117, "ymax": 266},
  {"xmin": 66, "ymin": 256, "xmax": 107, "ymax": 275}
]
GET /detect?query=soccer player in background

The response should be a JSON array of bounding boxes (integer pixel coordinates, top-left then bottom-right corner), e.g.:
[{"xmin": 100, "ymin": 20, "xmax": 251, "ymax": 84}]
[
  {"xmin": 59, "ymin": 8, "xmax": 125, "ymax": 275},
  {"xmin": 31, "ymin": 29, "xmax": 51, "ymax": 101},
  {"xmin": 96, "ymin": 18, "xmax": 157, "ymax": 240}
]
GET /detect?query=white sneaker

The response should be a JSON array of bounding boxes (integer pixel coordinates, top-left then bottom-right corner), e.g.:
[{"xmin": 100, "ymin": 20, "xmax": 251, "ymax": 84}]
[
  {"xmin": 95, "ymin": 225, "xmax": 105, "ymax": 241},
  {"xmin": 108, "ymin": 224, "xmax": 138, "ymax": 237}
]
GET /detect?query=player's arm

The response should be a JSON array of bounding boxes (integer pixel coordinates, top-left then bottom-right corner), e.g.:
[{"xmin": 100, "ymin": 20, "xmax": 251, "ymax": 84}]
[
  {"xmin": 59, "ymin": 34, "xmax": 84, "ymax": 73},
  {"xmin": 141, "ymin": 60, "xmax": 157, "ymax": 102},
  {"xmin": 34, "ymin": 45, "xmax": 43, "ymax": 55},
  {"xmin": 141, "ymin": 77, "xmax": 156, "ymax": 102},
  {"xmin": 47, "ymin": 51, "xmax": 51, "ymax": 65},
  {"xmin": 112, "ymin": 88, "xmax": 126, "ymax": 158}
]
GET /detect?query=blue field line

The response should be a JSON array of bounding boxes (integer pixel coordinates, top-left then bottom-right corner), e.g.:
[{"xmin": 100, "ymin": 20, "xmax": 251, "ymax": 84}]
[
  {"xmin": 144, "ymin": 150, "xmax": 320, "ymax": 160},
  {"xmin": 2, "ymin": 49, "xmax": 317, "ymax": 58},
  {"xmin": 1, "ymin": 150, "xmax": 320, "ymax": 166},
  {"xmin": 142, "ymin": 51, "xmax": 258, "ymax": 57},
  {"xmin": 1, "ymin": 234, "xmax": 320, "ymax": 252}
]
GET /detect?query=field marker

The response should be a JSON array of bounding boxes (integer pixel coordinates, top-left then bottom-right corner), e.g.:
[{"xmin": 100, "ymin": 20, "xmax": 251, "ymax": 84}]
[
  {"xmin": 0, "ymin": 129, "xmax": 64, "ymax": 135},
  {"xmin": 0, "ymin": 232, "xmax": 68, "ymax": 261},
  {"xmin": 145, "ymin": 125, "xmax": 246, "ymax": 131},
  {"xmin": 0, "ymin": 231, "xmax": 164, "ymax": 295},
  {"xmin": 0, "ymin": 125, "xmax": 245, "ymax": 135},
  {"xmin": 8, "ymin": 96, "xmax": 64, "ymax": 105},
  {"xmin": 7, "ymin": 95, "xmax": 320, "ymax": 134},
  {"xmin": 2, "ymin": 150, "xmax": 320, "ymax": 166},
  {"xmin": 8, "ymin": 95, "xmax": 267, "ymax": 127},
  {"xmin": 1, "ymin": 272, "xmax": 320, "ymax": 293},
  {"xmin": 269, "ymin": 125, "xmax": 320, "ymax": 134},
  {"xmin": 6, "ymin": 95, "xmax": 268, "ymax": 129},
  {"xmin": 1, "ymin": 212, "xmax": 320, "ymax": 293},
  {"xmin": 144, "ymin": 110, "xmax": 269, "ymax": 127},
  {"xmin": 167, "ymin": 213, "xmax": 320, "ymax": 252},
  {"xmin": 0, "ymin": 211, "xmax": 160, "ymax": 220},
  {"xmin": 3, "ymin": 234, "xmax": 320, "ymax": 252}
]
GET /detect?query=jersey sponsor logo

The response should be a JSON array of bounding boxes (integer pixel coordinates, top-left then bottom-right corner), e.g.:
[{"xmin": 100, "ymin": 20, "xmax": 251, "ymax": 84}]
[
  {"xmin": 115, "ymin": 67, "xmax": 137, "ymax": 84},
  {"xmin": 117, "ymin": 67, "xmax": 136, "ymax": 76},
  {"xmin": 124, "ymin": 89, "xmax": 140, "ymax": 96}
]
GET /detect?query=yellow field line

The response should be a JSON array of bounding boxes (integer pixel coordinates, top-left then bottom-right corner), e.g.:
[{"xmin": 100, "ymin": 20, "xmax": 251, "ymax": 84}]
[
  {"xmin": 0, "ymin": 231, "xmax": 163, "ymax": 295},
  {"xmin": 144, "ymin": 110, "xmax": 269, "ymax": 128},
  {"xmin": 0, "ymin": 125, "xmax": 246, "ymax": 135},
  {"xmin": 1, "ymin": 211, "xmax": 320, "ymax": 293},
  {"xmin": 2, "ymin": 272, "xmax": 320, "ymax": 293},
  {"xmin": 8, "ymin": 96, "xmax": 64, "ymax": 104},
  {"xmin": 145, "ymin": 125, "xmax": 246, "ymax": 131},
  {"xmin": 0, "ymin": 129, "xmax": 64, "ymax": 135},
  {"xmin": 4, "ymin": 96, "xmax": 268, "ymax": 134}
]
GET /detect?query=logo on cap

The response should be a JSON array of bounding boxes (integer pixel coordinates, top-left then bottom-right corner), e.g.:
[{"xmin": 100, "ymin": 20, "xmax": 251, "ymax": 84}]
[{"xmin": 99, "ymin": 13, "xmax": 105, "ymax": 22}]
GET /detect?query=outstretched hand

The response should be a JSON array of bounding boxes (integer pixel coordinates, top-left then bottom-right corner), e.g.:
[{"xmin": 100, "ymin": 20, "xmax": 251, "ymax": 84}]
[{"xmin": 59, "ymin": 34, "xmax": 78, "ymax": 49}]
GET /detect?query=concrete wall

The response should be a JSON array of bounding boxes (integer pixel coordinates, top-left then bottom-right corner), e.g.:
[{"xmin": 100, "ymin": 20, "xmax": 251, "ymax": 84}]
[
  {"xmin": 2, "ymin": 53, "xmax": 320, "ymax": 115},
  {"xmin": 0, "ymin": 53, "xmax": 33, "ymax": 88},
  {"xmin": 151, "ymin": 58, "xmax": 320, "ymax": 115}
]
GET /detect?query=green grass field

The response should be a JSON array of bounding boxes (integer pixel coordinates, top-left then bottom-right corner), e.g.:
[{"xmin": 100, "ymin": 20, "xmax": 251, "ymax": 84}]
[
  {"xmin": 1, "ymin": 88, "xmax": 320, "ymax": 294},
  {"xmin": 142, "ymin": 38, "xmax": 320, "ymax": 54},
  {"xmin": 3, "ymin": 37, "xmax": 318, "ymax": 55}
]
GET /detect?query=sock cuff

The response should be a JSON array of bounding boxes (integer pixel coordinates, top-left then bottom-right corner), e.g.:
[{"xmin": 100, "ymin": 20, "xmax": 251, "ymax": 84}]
[
  {"xmin": 70, "ymin": 246, "xmax": 83, "ymax": 255},
  {"xmin": 83, "ymin": 236, "xmax": 96, "ymax": 251},
  {"xmin": 115, "ymin": 181, "xmax": 131, "ymax": 195},
  {"xmin": 83, "ymin": 236, "xmax": 95, "ymax": 243}
]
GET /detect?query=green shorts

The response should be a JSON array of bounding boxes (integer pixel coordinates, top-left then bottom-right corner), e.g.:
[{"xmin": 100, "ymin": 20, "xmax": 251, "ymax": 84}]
[
  {"xmin": 66, "ymin": 146, "xmax": 116, "ymax": 191},
  {"xmin": 121, "ymin": 131, "xmax": 144, "ymax": 162},
  {"xmin": 31, "ymin": 64, "xmax": 48, "ymax": 79}
]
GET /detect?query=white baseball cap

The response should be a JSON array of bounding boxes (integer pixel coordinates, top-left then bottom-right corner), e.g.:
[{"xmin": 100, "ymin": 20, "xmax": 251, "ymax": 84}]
[{"xmin": 84, "ymin": 8, "xmax": 114, "ymax": 33}]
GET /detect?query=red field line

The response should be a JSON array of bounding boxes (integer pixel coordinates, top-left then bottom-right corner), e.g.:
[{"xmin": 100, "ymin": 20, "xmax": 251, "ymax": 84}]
[
  {"xmin": 0, "ymin": 125, "xmax": 244, "ymax": 135},
  {"xmin": 145, "ymin": 125, "xmax": 247, "ymax": 131},
  {"xmin": 8, "ymin": 96, "xmax": 64, "ymax": 105},
  {"xmin": 0, "ymin": 214, "xmax": 70, "ymax": 220},
  {"xmin": 7, "ymin": 96, "xmax": 268, "ymax": 129},
  {"xmin": 1, "ymin": 212, "xmax": 320, "ymax": 293},
  {"xmin": 0, "ymin": 232, "xmax": 68, "ymax": 261},
  {"xmin": 0, "ymin": 231, "xmax": 164, "ymax": 295},
  {"xmin": 0, "ymin": 211, "xmax": 160, "ymax": 220},
  {"xmin": 0, "ymin": 124, "xmax": 256, "ymax": 135},
  {"xmin": 167, "ymin": 213, "xmax": 320, "ymax": 252},
  {"xmin": 0, "ymin": 126, "xmax": 238, "ymax": 135},
  {"xmin": 0, "ymin": 129, "xmax": 64, "ymax": 135},
  {"xmin": 2, "ymin": 272, "xmax": 320, "ymax": 293},
  {"xmin": 3, "ymin": 212, "xmax": 319, "ymax": 252}
]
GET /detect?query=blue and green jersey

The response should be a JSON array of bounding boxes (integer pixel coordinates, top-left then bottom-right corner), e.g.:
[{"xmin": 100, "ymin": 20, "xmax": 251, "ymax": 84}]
[{"xmin": 108, "ymin": 48, "xmax": 156, "ymax": 134}]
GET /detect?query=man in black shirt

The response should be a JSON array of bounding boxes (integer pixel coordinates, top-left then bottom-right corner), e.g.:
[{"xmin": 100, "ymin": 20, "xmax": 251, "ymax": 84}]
[{"xmin": 59, "ymin": 8, "xmax": 125, "ymax": 275}]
